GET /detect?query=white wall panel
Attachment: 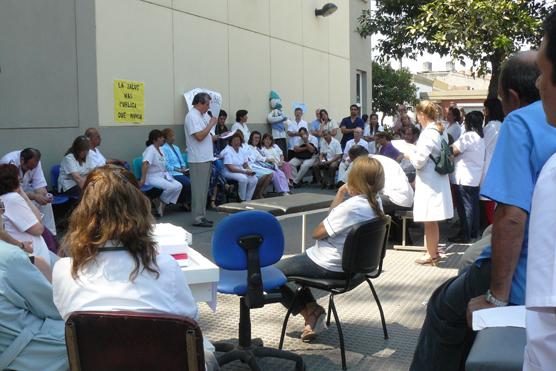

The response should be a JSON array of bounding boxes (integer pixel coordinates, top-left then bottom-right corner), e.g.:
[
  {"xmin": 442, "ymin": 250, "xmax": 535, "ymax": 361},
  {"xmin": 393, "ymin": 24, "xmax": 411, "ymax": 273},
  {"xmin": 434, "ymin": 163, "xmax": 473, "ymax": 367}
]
[
  {"xmin": 96, "ymin": 0, "xmax": 173, "ymax": 126},
  {"xmin": 173, "ymin": 11, "xmax": 229, "ymax": 124},
  {"xmin": 229, "ymin": 27, "xmax": 270, "ymax": 124}
]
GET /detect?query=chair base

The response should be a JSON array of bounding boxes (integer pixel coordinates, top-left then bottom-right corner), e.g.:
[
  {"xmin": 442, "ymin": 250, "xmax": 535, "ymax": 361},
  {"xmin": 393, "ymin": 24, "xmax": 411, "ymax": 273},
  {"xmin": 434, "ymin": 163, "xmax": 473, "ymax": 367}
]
[{"xmin": 215, "ymin": 340, "xmax": 304, "ymax": 371}]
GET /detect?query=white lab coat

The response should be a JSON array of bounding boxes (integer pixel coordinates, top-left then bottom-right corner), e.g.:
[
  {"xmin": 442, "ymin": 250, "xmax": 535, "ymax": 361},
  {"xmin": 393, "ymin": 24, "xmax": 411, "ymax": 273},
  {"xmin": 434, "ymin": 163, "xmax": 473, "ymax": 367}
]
[{"xmin": 409, "ymin": 125, "xmax": 453, "ymax": 222}]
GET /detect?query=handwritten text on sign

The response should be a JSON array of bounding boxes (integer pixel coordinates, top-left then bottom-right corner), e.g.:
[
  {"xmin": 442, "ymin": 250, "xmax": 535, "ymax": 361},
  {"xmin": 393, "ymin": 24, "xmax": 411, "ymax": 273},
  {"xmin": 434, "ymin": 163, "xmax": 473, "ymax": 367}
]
[{"xmin": 114, "ymin": 79, "xmax": 144, "ymax": 123}]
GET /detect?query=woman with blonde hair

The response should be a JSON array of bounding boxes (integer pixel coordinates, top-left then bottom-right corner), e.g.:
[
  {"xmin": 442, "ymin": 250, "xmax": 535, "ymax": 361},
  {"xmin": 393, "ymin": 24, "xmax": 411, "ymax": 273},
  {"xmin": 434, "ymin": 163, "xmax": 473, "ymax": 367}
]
[
  {"xmin": 52, "ymin": 165, "xmax": 217, "ymax": 368},
  {"xmin": 275, "ymin": 156, "xmax": 385, "ymax": 341},
  {"xmin": 405, "ymin": 100, "xmax": 453, "ymax": 265}
]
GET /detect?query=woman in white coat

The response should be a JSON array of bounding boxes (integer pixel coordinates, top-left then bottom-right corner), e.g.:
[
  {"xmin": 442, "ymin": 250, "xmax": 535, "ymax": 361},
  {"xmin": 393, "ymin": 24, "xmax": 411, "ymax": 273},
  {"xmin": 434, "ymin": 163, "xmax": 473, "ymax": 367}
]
[
  {"xmin": 139, "ymin": 130, "xmax": 182, "ymax": 217},
  {"xmin": 406, "ymin": 101, "xmax": 453, "ymax": 265}
]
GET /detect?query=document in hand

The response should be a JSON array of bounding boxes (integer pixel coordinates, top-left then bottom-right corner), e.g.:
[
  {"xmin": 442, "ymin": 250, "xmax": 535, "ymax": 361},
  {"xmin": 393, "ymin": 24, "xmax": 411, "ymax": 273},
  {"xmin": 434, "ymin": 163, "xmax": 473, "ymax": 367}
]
[{"xmin": 472, "ymin": 305, "xmax": 525, "ymax": 331}]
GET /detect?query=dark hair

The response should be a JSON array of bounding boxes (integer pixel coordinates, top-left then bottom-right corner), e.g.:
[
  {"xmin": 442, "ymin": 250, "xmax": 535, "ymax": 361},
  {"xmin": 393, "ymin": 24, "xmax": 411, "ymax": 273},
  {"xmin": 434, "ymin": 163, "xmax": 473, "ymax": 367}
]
[
  {"xmin": 347, "ymin": 145, "xmax": 369, "ymax": 161},
  {"xmin": 500, "ymin": 52, "xmax": 540, "ymax": 105},
  {"xmin": 65, "ymin": 136, "xmax": 91, "ymax": 164},
  {"xmin": 248, "ymin": 131, "xmax": 262, "ymax": 148},
  {"xmin": 448, "ymin": 106, "xmax": 462, "ymax": 122},
  {"xmin": 262, "ymin": 133, "xmax": 274, "ymax": 146},
  {"xmin": 235, "ymin": 109, "xmax": 248, "ymax": 122},
  {"xmin": 218, "ymin": 109, "xmax": 228, "ymax": 118},
  {"xmin": 319, "ymin": 109, "xmax": 330, "ymax": 121},
  {"xmin": 298, "ymin": 127, "xmax": 308, "ymax": 135},
  {"xmin": 230, "ymin": 130, "xmax": 244, "ymax": 145},
  {"xmin": 294, "ymin": 107, "xmax": 303, "ymax": 113},
  {"xmin": 370, "ymin": 113, "xmax": 379, "ymax": 119},
  {"xmin": 375, "ymin": 131, "xmax": 392, "ymax": 141},
  {"xmin": 464, "ymin": 111, "xmax": 485, "ymax": 138},
  {"xmin": 192, "ymin": 92, "xmax": 210, "ymax": 105},
  {"xmin": 362, "ymin": 114, "xmax": 369, "ymax": 123},
  {"xmin": 350, "ymin": 104, "xmax": 359, "ymax": 110},
  {"xmin": 20, "ymin": 148, "xmax": 41, "ymax": 163},
  {"xmin": 483, "ymin": 98, "xmax": 505, "ymax": 123},
  {"xmin": 544, "ymin": 9, "xmax": 556, "ymax": 84},
  {"xmin": 411, "ymin": 125, "xmax": 420, "ymax": 136},
  {"xmin": 0, "ymin": 164, "xmax": 19, "ymax": 195},
  {"xmin": 146, "ymin": 129, "xmax": 164, "ymax": 146}
]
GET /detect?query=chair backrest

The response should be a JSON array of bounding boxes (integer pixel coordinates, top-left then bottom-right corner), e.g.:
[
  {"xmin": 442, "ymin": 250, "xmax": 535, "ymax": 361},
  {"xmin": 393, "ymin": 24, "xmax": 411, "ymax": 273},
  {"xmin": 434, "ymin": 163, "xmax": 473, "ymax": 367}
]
[
  {"xmin": 341, "ymin": 216, "xmax": 391, "ymax": 276},
  {"xmin": 212, "ymin": 210, "xmax": 284, "ymax": 271},
  {"xmin": 132, "ymin": 156, "xmax": 143, "ymax": 179},
  {"xmin": 65, "ymin": 311, "xmax": 205, "ymax": 371},
  {"xmin": 50, "ymin": 165, "xmax": 61, "ymax": 190}
]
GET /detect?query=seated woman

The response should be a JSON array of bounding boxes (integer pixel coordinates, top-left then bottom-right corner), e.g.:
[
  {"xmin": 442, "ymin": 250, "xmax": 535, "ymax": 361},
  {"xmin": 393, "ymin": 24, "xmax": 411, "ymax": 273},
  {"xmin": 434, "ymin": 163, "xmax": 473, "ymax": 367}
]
[
  {"xmin": 221, "ymin": 132, "xmax": 258, "ymax": 202},
  {"xmin": 52, "ymin": 165, "xmax": 216, "ymax": 369},
  {"xmin": 0, "ymin": 241, "xmax": 68, "ymax": 371},
  {"xmin": 0, "ymin": 164, "xmax": 54, "ymax": 280},
  {"xmin": 161, "ymin": 128, "xmax": 192, "ymax": 210},
  {"xmin": 139, "ymin": 130, "xmax": 183, "ymax": 217},
  {"xmin": 260, "ymin": 133, "xmax": 293, "ymax": 183},
  {"xmin": 275, "ymin": 156, "xmax": 385, "ymax": 341},
  {"xmin": 58, "ymin": 135, "xmax": 94, "ymax": 197},
  {"xmin": 248, "ymin": 131, "xmax": 290, "ymax": 196}
]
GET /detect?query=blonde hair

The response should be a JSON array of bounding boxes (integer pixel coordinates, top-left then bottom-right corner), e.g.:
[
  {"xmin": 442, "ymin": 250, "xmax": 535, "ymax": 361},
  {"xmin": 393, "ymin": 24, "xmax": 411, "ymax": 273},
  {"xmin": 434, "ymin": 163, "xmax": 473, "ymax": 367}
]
[
  {"xmin": 62, "ymin": 165, "xmax": 159, "ymax": 281},
  {"xmin": 347, "ymin": 157, "xmax": 385, "ymax": 218},
  {"xmin": 416, "ymin": 100, "xmax": 444, "ymax": 131}
]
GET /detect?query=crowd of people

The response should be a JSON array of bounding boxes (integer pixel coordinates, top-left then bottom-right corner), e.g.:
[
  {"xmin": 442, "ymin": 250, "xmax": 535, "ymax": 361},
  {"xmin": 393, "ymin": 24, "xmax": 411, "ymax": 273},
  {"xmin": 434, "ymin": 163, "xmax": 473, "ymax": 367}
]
[{"xmin": 1, "ymin": 8, "xmax": 556, "ymax": 371}]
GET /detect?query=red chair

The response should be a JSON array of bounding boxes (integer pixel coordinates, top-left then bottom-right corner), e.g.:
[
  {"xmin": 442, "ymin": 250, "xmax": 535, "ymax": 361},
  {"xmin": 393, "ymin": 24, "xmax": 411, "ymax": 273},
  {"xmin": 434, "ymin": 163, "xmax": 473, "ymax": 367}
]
[{"xmin": 65, "ymin": 311, "xmax": 205, "ymax": 371}]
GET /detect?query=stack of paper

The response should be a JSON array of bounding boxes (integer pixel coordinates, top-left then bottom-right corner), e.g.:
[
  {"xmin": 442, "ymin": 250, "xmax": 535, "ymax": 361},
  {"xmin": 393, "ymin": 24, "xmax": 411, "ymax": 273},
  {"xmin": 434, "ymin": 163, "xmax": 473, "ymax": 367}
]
[{"xmin": 153, "ymin": 223, "xmax": 191, "ymax": 257}]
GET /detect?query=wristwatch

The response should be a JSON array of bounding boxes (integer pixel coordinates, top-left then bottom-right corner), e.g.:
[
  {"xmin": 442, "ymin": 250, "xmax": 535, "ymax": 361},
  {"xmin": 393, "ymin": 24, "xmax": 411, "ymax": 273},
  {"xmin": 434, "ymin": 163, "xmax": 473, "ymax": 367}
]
[{"xmin": 485, "ymin": 289, "xmax": 508, "ymax": 307}]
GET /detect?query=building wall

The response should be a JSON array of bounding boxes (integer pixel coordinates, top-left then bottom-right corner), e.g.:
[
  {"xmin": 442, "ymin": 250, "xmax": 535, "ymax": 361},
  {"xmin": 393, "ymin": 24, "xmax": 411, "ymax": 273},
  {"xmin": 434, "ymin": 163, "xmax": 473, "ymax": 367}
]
[
  {"xmin": 0, "ymin": 0, "xmax": 369, "ymax": 185},
  {"xmin": 95, "ymin": 0, "xmax": 358, "ymax": 129}
]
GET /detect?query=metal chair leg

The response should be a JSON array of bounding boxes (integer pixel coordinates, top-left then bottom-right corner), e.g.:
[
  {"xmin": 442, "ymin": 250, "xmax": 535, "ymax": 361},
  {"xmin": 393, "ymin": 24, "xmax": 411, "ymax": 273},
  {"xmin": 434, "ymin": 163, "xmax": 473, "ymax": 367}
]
[
  {"xmin": 329, "ymin": 295, "xmax": 347, "ymax": 370},
  {"xmin": 366, "ymin": 278, "xmax": 389, "ymax": 340},
  {"xmin": 279, "ymin": 288, "xmax": 301, "ymax": 349},
  {"xmin": 326, "ymin": 294, "xmax": 333, "ymax": 327}
]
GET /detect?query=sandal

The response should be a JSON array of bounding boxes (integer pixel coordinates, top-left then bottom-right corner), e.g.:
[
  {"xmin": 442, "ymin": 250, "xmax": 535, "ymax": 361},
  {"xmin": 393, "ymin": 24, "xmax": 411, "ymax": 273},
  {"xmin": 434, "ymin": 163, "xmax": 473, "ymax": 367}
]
[
  {"xmin": 415, "ymin": 254, "xmax": 440, "ymax": 266},
  {"xmin": 300, "ymin": 305, "xmax": 328, "ymax": 342}
]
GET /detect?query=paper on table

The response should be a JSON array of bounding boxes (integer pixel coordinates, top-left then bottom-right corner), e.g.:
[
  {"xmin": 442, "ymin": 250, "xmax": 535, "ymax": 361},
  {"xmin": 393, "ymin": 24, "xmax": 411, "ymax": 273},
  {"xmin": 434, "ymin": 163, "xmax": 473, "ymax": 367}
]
[{"xmin": 472, "ymin": 305, "xmax": 526, "ymax": 331}]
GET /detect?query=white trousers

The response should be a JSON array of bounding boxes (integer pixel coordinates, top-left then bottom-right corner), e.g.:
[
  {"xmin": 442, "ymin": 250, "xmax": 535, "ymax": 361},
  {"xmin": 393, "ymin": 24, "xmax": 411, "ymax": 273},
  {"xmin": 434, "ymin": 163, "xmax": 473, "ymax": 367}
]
[
  {"xmin": 524, "ymin": 307, "xmax": 556, "ymax": 371},
  {"xmin": 37, "ymin": 202, "xmax": 57, "ymax": 236},
  {"xmin": 146, "ymin": 175, "xmax": 182, "ymax": 205},
  {"xmin": 222, "ymin": 170, "xmax": 257, "ymax": 201},
  {"xmin": 289, "ymin": 156, "xmax": 317, "ymax": 183},
  {"xmin": 337, "ymin": 160, "xmax": 350, "ymax": 183}
]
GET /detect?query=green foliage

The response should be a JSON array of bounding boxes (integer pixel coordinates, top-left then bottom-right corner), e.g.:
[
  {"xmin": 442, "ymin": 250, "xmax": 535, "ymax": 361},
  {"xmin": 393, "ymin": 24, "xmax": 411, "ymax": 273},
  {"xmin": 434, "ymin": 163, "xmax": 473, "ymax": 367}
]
[
  {"xmin": 372, "ymin": 61, "xmax": 417, "ymax": 117},
  {"xmin": 357, "ymin": 0, "xmax": 553, "ymax": 97}
]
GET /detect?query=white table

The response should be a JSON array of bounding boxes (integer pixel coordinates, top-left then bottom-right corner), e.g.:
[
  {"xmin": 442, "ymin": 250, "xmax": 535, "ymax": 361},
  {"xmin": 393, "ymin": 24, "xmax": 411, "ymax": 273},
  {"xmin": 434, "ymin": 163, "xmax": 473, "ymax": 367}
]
[{"xmin": 180, "ymin": 248, "xmax": 219, "ymax": 311}]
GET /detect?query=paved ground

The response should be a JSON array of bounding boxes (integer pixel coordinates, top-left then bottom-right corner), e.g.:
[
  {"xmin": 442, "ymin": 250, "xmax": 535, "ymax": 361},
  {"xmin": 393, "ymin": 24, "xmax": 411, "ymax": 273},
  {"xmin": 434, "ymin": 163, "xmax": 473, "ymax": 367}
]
[{"xmin": 159, "ymin": 186, "xmax": 467, "ymax": 370}]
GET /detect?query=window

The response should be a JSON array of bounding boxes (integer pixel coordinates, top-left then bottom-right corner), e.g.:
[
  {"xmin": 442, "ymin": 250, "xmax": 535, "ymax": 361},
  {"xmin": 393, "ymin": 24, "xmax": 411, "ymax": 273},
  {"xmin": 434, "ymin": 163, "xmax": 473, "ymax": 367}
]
[{"xmin": 356, "ymin": 71, "xmax": 362, "ymax": 105}]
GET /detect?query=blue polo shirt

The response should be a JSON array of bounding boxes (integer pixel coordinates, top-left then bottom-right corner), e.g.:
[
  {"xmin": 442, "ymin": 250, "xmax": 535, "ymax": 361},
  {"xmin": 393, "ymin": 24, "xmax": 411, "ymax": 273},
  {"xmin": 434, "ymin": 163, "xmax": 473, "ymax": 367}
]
[
  {"xmin": 339, "ymin": 116, "xmax": 365, "ymax": 149},
  {"xmin": 477, "ymin": 100, "xmax": 556, "ymax": 305}
]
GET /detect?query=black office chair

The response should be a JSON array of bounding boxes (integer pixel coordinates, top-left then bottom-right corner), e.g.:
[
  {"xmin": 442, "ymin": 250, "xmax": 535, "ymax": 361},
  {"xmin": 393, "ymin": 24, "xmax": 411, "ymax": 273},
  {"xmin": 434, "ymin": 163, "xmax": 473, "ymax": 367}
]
[{"xmin": 278, "ymin": 216, "xmax": 391, "ymax": 370}]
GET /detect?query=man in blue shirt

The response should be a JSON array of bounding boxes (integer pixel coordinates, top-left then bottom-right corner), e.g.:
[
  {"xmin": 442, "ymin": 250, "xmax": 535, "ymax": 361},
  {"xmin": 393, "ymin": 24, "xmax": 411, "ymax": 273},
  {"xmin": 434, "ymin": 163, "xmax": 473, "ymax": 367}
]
[
  {"xmin": 410, "ymin": 51, "xmax": 556, "ymax": 371},
  {"xmin": 339, "ymin": 104, "xmax": 364, "ymax": 150}
]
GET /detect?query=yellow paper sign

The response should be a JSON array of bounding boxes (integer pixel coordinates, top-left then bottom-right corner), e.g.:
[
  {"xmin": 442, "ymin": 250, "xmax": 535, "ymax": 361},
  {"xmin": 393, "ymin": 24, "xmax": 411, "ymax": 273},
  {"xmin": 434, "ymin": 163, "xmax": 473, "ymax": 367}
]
[{"xmin": 114, "ymin": 79, "xmax": 144, "ymax": 123}]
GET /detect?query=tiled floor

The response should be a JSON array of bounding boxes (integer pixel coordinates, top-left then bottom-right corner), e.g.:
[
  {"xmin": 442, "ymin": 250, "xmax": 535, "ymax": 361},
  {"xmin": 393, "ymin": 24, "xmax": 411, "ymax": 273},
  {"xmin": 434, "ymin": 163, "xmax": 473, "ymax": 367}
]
[{"xmin": 159, "ymin": 187, "xmax": 467, "ymax": 370}]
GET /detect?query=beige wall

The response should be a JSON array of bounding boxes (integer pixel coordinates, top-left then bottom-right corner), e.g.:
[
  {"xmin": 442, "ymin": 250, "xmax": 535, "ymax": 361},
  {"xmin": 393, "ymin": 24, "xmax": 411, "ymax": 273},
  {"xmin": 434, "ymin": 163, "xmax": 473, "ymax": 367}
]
[{"xmin": 94, "ymin": 0, "xmax": 366, "ymax": 129}]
